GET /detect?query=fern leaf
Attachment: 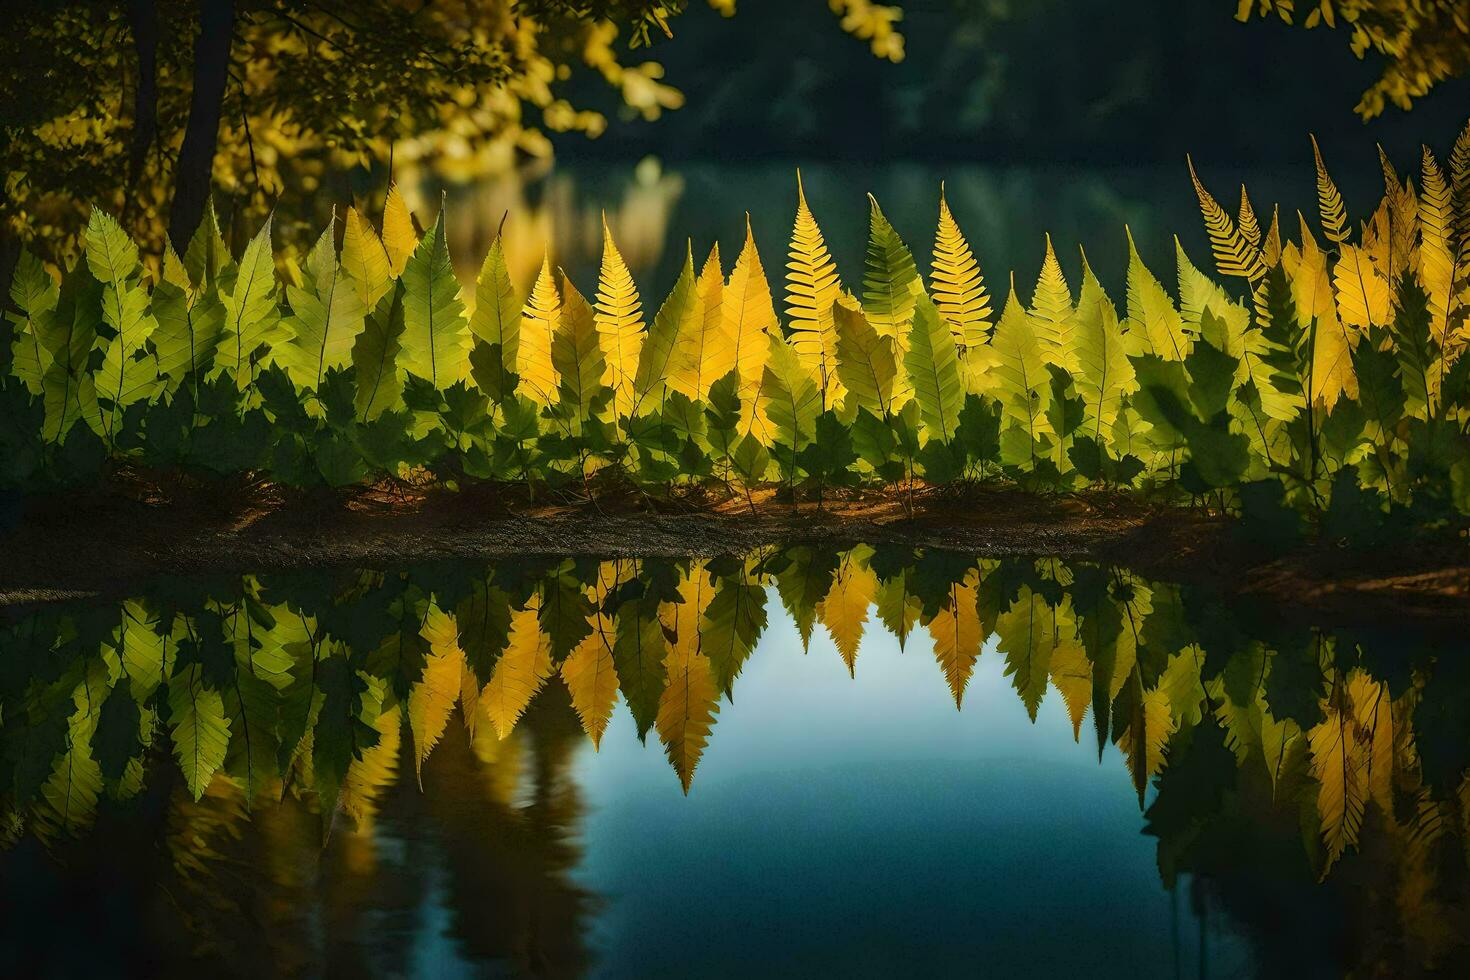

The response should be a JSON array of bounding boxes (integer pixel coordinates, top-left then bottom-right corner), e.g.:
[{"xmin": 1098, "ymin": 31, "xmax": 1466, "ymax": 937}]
[
  {"xmin": 468, "ymin": 235, "xmax": 521, "ymax": 387},
  {"xmin": 1237, "ymin": 186, "xmax": 1262, "ymax": 249},
  {"xmin": 1419, "ymin": 146, "xmax": 1456, "ymax": 345},
  {"xmin": 182, "ymin": 197, "xmax": 230, "ymax": 291},
  {"xmin": 1311, "ymin": 135, "xmax": 1351, "ymax": 246},
  {"xmin": 1074, "ymin": 283, "xmax": 1136, "ymax": 444},
  {"xmin": 342, "ymin": 206, "xmax": 392, "ymax": 307},
  {"xmin": 517, "ymin": 254, "xmax": 561, "ymax": 405},
  {"xmin": 400, "ymin": 210, "xmax": 468, "ymax": 387},
  {"xmin": 862, "ymin": 194, "xmax": 921, "ymax": 341},
  {"xmin": 930, "ymin": 186, "xmax": 993, "ymax": 347},
  {"xmin": 381, "ymin": 185, "xmax": 419, "ymax": 277},
  {"xmin": 1189, "ymin": 156, "xmax": 1267, "ymax": 282},
  {"xmin": 1333, "ymin": 244, "xmax": 1390, "ymax": 329},
  {"xmin": 480, "ymin": 602, "xmax": 553, "ymax": 741},
  {"xmin": 562, "ymin": 622, "xmax": 620, "ymax": 750},
  {"xmin": 341, "ymin": 704, "xmax": 401, "ymax": 829},
  {"xmin": 168, "ymin": 665, "xmax": 231, "ymax": 802},
  {"xmin": 991, "ymin": 284, "xmax": 1053, "ymax": 446},
  {"xmin": 786, "ymin": 172, "xmax": 844, "ymax": 403},
  {"xmin": 1310, "ymin": 689, "xmax": 1368, "ymax": 876},
  {"xmin": 904, "ymin": 289, "xmax": 965, "ymax": 443},
  {"xmin": 656, "ymin": 642, "xmax": 720, "ymax": 794},
  {"xmin": 410, "ymin": 605, "xmax": 465, "ymax": 783},
  {"xmin": 722, "ymin": 216, "xmax": 778, "ymax": 385},
  {"xmin": 996, "ymin": 585, "xmax": 1057, "ymax": 721},
  {"xmin": 817, "ymin": 547, "xmax": 877, "ymax": 676},
  {"xmin": 834, "ymin": 296, "xmax": 897, "ymax": 417},
  {"xmin": 927, "ymin": 570, "xmax": 982, "ymax": 708},
  {"xmin": 1126, "ymin": 228, "xmax": 1189, "ymax": 360},
  {"xmin": 1450, "ymin": 117, "xmax": 1470, "ymax": 252},
  {"xmin": 760, "ymin": 332, "xmax": 822, "ymax": 461},
  {"xmin": 632, "ymin": 245, "xmax": 699, "ymax": 417},
  {"xmin": 1030, "ymin": 234, "xmax": 1077, "ymax": 370},
  {"xmin": 552, "ymin": 272, "xmax": 608, "ymax": 430},
  {"xmin": 671, "ymin": 244, "xmax": 733, "ymax": 401},
  {"xmin": 220, "ymin": 216, "xmax": 281, "ymax": 389},
  {"xmin": 352, "ymin": 282, "xmax": 406, "ymax": 421},
  {"xmin": 594, "ymin": 217, "xmax": 647, "ymax": 419},
  {"xmin": 84, "ymin": 208, "xmax": 140, "ymax": 285},
  {"xmin": 281, "ymin": 217, "xmax": 364, "ymax": 390}
]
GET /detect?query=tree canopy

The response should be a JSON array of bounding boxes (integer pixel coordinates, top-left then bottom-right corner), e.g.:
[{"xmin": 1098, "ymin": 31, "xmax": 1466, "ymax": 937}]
[{"xmin": 0, "ymin": 0, "xmax": 904, "ymax": 257}]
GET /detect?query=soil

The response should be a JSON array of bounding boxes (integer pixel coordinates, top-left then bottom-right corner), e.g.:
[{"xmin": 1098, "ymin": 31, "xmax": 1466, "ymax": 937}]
[{"xmin": 1, "ymin": 474, "xmax": 1465, "ymax": 627}]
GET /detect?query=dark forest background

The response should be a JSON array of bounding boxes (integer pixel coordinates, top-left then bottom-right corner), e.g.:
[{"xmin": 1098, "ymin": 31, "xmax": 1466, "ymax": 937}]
[{"xmin": 555, "ymin": 0, "xmax": 1470, "ymax": 167}]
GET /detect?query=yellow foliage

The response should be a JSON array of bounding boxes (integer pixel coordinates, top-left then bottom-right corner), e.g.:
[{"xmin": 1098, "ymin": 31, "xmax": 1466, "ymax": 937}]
[{"xmin": 786, "ymin": 172, "xmax": 845, "ymax": 406}]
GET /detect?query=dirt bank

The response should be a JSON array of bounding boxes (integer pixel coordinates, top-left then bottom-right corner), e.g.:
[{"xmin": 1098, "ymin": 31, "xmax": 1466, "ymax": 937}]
[{"xmin": 0, "ymin": 478, "xmax": 1464, "ymax": 625}]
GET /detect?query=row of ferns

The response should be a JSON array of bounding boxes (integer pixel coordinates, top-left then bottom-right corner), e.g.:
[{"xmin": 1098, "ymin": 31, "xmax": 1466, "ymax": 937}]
[{"xmin": 4, "ymin": 123, "xmax": 1470, "ymax": 541}]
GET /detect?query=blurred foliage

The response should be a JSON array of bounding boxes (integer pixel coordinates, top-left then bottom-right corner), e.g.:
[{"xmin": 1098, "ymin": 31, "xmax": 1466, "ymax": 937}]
[
  {"xmin": 0, "ymin": 0, "xmax": 900, "ymax": 256},
  {"xmin": 1238, "ymin": 1, "xmax": 1470, "ymax": 118}
]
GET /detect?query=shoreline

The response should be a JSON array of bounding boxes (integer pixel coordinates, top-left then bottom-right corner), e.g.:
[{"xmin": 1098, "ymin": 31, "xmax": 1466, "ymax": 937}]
[{"xmin": 1, "ymin": 482, "xmax": 1465, "ymax": 625}]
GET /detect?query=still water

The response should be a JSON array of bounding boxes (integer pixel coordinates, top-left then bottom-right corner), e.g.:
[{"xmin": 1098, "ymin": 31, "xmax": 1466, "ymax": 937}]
[
  {"xmin": 0, "ymin": 548, "xmax": 1464, "ymax": 978},
  {"xmin": 409, "ymin": 156, "xmax": 1380, "ymax": 308}
]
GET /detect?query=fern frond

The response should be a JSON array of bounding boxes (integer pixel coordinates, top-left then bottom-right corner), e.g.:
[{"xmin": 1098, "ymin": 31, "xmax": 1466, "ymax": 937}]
[
  {"xmin": 517, "ymin": 253, "xmax": 561, "ymax": 405},
  {"xmin": 786, "ymin": 172, "xmax": 844, "ymax": 404},
  {"xmin": 1126, "ymin": 228, "xmax": 1189, "ymax": 361},
  {"xmin": 1030, "ymin": 234, "xmax": 1077, "ymax": 371},
  {"xmin": 1237, "ymin": 186, "xmax": 1262, "ymax": 250},
  {"xmin": 1188, "ymin": 155, "xmax": 1267, "ymax": 283},
  {"xmin": 1450, "ymin": 117, "xmax": 1470, "ymax": 252},
  {"xmin": 342, "ymin": 207, "xmax": 391, "ymax": 306},
  {"xmin": 1419, "ymin": 146, "xmax": 1455, "ymax": 345},
  {"xmin": 632, "ymin": 245, "xmax": 699, "ymax": 416},
  {"xmin": 382, "ymin": 184, "xmax": 419, "ymax": 277},
  {"xmin": 862, "ymin": 194, "xmax": 920, "ymax": 340},
  {"xmin": 594, "ymin": 216, "xmax": 646, "ymax": 419},
  {"xmin": 1311, "ymin": 135, "xmax": 1351, "ymax": 247},
  {"xmin": 671, "ymin": 244, "xmax": 733, "ymax": 402},
  {"xmin": 930, "ymin": 186, "xmax": 993, "ymax": 348},
  {"xmin": 723, "ymin": 215, "xmax": 778, "ymax": 389}
]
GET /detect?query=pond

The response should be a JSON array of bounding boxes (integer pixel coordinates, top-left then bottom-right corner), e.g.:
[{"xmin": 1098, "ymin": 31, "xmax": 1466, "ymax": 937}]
[{"xmin": 0, "ymin": 546, "xmax": 1464, "ymax": 978}]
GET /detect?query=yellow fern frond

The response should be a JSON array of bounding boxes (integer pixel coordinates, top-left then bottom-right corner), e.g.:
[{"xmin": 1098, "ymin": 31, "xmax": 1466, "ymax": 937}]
[
  {"xmin": 1333, "ymin": 243, "xmax": 1390, "ymax": 330},
  {"xmin": 930, "ymin": 186, "xmax": 993, "ymax": 348},
  {"xmin": 1188, "ymin": 155, "xmax": 1267, "ymax": 282},
  {"xmin": 786, "ymin": 171, "xmax": 844, "ymax": 404},
  {"xmin": 927, "ymin": 570, "xmax": 982, "ymax": 709},
  {"xmin": 1238, "ymin": 185, "xmax": 1263, "ymax": 249},
  {"xmin": 561, "ymin": 626, "xmax": 620, "ymax": 750},
  {"xmin": 655, "ymin": 645, "xmax": 719, "ymax": 795},
  {"xmin": 594, "ymin": 216, "xmax": 646, "ymax": 418},
  {"xmin": 724, "ymin": 215, "xmax": 778, "ymax": 389},
  {"xmin": 382, "ymin": 184, "xmax": 419, "ymax": 278},
  {"xmin": 342, "ymin": 207, "xmax": 391, "ymax": 306},
  {"xmin": 1419, "ymin": 146, "xmax": 1455, "ymax": 345},
  {"xmin": 1028, "ymin": 235, "xmax": 1077, "ymax": 372},
  {"xmin": 480, "ymin": 601, "xmax": 553, "ymax": 741},
  {"xmin": 817, "ymin": 547, "xmax": 878, "ymax": 677},
  {"xmin": 517, "ymin": 253, "xmax": 560, "ymax": 405},
  {"xmin": 411, "ymin": 605, "xmax": 465, "ymax": 784},
  {"xmin": 1262, "ymin": 204, "xmax": 1283, "ymax": 268},
  {"xmin": 341, "ymin": 704, "xmax": 401, "ymax": 830},
  {"xmin": 1311, "ymin": 135, "xmax": 1351, "ymax": 247},
  {"xmin": 1126, "ymin": 228, "xmax": 1188, "ymax": 361},
  {"xmin": 670, "ymin": 244, "xmax": 734, "ymax": 402},
  {"xmin": 1450, "ymin": 118, "xmax": 1470, "ymax": 251}
]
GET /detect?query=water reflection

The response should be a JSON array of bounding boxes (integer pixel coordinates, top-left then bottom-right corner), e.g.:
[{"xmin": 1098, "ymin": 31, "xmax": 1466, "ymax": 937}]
[
  {"xmin": 1, "ymin": 549, "xmax": 1466, "ymax": 976},
  {"xmin": 412, "ymin": 158, "xmax": 1348, "ymax": 306}
]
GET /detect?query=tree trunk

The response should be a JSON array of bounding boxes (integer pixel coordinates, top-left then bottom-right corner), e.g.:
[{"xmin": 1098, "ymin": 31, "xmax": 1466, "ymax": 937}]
[
  {"xmin": 167, "ymin": 0, "xmax": 235, "ymax": 253},
  {"xmin": 125, "ymin": 0, "xmax": 160, "ymax": 192}
]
